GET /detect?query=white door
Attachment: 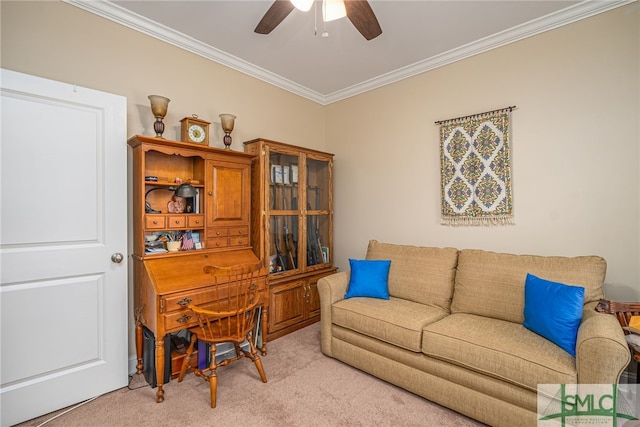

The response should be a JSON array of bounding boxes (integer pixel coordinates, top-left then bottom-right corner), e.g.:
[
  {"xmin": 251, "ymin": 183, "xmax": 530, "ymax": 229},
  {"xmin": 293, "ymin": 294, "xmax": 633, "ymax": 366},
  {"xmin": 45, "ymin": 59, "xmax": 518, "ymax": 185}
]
[{"xmin": 0, "ymin": 69, "xmax": 128, "ymax": 427}]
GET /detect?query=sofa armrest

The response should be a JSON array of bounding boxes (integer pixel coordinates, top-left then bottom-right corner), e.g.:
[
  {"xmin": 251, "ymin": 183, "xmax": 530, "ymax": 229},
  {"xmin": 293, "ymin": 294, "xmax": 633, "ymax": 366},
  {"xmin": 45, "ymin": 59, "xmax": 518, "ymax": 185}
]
[
  {"xmin": 576, "ymin": 301, "xmax": 631, "ymax": 384},
  {"xmin": 317, "ymin": 271, "xmax": 350, "ymax": 357}
]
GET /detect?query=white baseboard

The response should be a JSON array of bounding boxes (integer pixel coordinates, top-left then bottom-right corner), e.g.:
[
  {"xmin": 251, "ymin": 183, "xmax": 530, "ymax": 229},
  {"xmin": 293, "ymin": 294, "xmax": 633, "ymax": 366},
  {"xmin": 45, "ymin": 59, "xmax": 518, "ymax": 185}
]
[{"xmin": 128, "ymin": 354, "xmax": 138, "ymax": 376}]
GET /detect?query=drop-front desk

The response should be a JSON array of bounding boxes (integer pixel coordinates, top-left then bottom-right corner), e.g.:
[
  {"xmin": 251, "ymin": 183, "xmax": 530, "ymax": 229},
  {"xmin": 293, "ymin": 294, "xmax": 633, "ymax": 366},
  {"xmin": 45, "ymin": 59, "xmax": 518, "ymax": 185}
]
[{"xmin": 133, "ymin": 248, "xmax": 268, "ymax": 403}]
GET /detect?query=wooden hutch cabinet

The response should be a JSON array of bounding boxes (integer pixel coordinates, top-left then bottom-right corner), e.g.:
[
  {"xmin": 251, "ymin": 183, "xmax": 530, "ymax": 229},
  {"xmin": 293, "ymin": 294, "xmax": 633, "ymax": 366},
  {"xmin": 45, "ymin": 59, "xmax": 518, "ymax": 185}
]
[
  {"xmin": 244, "ymin": 138, "xmax": 337, "ymax": 341},
  {"xmin": 128, "ymin": 135, "xmax": 266, "ymax": 403}
]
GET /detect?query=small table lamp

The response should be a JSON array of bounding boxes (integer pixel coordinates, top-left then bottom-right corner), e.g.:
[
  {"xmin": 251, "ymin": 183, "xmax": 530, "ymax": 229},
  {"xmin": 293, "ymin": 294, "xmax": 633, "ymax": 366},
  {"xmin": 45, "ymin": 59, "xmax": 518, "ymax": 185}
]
[{"xmin": 219, "ymin": 114, "xmax": 236, "ymax": 149}]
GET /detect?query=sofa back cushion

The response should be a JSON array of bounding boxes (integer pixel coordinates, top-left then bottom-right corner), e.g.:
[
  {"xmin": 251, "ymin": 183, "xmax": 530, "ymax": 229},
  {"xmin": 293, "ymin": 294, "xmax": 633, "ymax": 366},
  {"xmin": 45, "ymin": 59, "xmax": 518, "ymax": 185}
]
[
  {"xmin": 450, "ymin": 249, "xmax": 606, "ymax": 323},
  {"xmin": 365, "ymin": 240, "xmax": 459, "ymax": 310}
]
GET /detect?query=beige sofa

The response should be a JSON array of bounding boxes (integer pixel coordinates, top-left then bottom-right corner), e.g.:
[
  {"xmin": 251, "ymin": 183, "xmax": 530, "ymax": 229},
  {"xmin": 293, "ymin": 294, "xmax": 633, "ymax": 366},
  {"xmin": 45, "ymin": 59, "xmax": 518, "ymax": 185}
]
[{"xmin": 318, "ymin": 240, "xmax": 630, "ymax": 427}]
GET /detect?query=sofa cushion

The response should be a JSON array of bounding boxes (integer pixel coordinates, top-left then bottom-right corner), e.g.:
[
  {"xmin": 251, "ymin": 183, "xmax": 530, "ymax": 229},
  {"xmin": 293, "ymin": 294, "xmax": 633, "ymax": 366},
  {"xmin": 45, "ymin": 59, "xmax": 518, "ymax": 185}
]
[
  {"xmin": 523, "ymin": 273, "xmax": 585, "ymax": 357},
  {"xmin": 450, "ymin": 249, "xmax": 606, "ymax": 323},
  {"xmin": 345, "ymin": 259, "xmax": 391, "ymax": 299},
  {"xmin": 332, "ymin": 297, "xmax": 449, "ymax": 352},
  {"xmin": 365, "ymin": 240, "xmax": 458, "ymax": 310},
  {"xmin": 422, "ymin": 313, "xmax": 577, "ymax": 391}
]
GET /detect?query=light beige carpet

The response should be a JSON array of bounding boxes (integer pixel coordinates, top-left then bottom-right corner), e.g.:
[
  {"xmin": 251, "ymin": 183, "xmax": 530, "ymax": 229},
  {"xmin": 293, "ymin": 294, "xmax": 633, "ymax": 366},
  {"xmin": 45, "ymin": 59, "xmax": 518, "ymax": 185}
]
[{"xmin": 18, "ymin": 323, "xmax": 485, "ymax": 427}]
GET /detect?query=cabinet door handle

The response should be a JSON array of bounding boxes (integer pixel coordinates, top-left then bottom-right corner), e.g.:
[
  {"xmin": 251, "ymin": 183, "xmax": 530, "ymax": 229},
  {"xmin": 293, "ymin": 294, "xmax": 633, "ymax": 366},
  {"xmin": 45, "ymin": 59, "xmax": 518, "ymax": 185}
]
[
  {"xmin": 176, "ymin": 314, "xmax": 192, "ymax": 324},
  {"xmin": 177, "ymin": 297, "xmax": 192, "ymax": 307},
  {"xmin": 208, "ymin": 191, "xmax": 213, "ymax": 196}
]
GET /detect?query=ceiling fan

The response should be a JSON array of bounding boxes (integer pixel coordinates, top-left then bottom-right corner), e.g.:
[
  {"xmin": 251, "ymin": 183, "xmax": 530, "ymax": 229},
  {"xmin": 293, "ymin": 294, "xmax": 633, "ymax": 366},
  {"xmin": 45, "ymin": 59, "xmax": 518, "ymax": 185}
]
[{"xmin": 255, "ymin": 0, "xmax": 382, "ymax": 41}]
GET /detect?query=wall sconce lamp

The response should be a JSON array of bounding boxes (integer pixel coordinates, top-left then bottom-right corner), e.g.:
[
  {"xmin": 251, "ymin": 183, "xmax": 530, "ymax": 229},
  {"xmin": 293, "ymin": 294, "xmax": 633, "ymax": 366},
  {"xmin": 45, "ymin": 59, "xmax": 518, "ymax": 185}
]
[{"xmin": 145, "ymin": 184, "xmax": 197, "ymax": 213}]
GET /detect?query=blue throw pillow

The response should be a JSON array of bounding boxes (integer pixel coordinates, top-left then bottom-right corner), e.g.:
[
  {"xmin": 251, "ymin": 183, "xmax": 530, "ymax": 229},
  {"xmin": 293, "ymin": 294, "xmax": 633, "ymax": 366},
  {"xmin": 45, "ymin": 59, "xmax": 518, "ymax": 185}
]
[
  {"xmin": 344, "ymin": 259, "xmax": 391, "ymax": 300},
  {"xmin": 523, "ymin": 273, "xmax": 585, "ymax": 357}
]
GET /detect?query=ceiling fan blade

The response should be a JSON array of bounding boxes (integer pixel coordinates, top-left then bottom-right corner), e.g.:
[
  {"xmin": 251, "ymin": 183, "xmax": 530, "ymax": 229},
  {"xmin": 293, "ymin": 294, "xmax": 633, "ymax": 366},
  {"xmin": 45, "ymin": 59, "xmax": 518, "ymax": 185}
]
[
  {"xmin": 344, "ymin": 0, "xmax": 382, "ymax": 41},
  {"xmin": 255, "ymin": 0, "xmax": 296, "ymax": 34}
]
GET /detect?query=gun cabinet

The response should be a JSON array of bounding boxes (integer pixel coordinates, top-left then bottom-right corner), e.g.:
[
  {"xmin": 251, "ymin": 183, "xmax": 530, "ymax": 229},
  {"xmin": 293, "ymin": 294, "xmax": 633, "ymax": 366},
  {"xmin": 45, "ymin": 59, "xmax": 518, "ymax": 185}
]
[{"xmin": 244, "ymin": 138, "xmax": 337, "ymax": 340}]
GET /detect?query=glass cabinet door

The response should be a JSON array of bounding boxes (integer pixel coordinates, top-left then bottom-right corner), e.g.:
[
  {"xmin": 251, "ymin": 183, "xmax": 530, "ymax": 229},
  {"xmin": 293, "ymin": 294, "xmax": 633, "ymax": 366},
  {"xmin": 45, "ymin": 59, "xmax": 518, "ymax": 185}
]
[
  {"xmin": 305, "ymin": 157, "xmax": 331, "ymax": 267},
  {"xmin": 268, "ymin": 151, "xmax": 300, "ymax": 274}
]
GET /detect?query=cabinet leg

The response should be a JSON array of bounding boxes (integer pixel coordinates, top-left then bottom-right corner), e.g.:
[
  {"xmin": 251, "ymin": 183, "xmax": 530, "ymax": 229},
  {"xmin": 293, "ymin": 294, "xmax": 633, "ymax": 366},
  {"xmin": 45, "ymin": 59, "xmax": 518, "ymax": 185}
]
[
  {"xmin": 260, "ymin": 308, "xmax": 268, "ymax": 356},
  {"xmin": 156, "ymin": 338, "xmax": 165, "ymax": 403},
  {"xmin": 135, "ymin": 319, "xmax": 144, "ymax": 374}
]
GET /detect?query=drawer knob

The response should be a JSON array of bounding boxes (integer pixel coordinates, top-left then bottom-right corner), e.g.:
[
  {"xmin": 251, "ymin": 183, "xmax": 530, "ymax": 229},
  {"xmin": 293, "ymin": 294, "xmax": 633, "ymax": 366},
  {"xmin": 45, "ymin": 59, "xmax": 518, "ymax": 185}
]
[
  {"xmin": 176, "ymin": 314, "xmax": 192, "ymax": 324},
  {"xmin": 177, "ymin": 297, "xmax": 192, "ymax": 307},
  {"xmin": 153, "ymin": 221, "xmax": 158, "ymax": 225},
  {"xmin": 194, "ymin": 220, "xmax": 200, "ymax": 224}
]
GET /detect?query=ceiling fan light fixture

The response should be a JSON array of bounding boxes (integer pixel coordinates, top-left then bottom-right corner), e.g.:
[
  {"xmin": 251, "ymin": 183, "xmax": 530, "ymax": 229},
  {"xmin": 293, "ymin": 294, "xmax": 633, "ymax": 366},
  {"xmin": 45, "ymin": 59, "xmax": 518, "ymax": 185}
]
[
  {"xmin": 322, "ymin": 0, "xmax": 346, "ymax": 22},
  {"xmin": 291, "ymin": 0, "xmax": 314, "ymax": 12}
]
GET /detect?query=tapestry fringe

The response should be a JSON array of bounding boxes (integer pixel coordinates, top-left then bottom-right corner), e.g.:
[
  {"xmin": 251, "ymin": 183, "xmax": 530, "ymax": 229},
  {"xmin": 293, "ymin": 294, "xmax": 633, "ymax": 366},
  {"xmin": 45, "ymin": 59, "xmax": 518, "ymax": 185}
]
[{"xmin": 441, "ymin": 216, "xmax": 514, "ymax": 226}]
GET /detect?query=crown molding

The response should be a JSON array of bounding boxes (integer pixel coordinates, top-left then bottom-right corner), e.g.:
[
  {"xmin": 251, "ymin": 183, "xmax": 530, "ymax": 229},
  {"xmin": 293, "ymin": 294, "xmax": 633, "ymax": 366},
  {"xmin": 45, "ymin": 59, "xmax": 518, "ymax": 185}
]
[
  {"xmin": 63, "ymin": 0, "xmax": 327, "ymax": 103},
  {"xmin": 64, "ymin": 0, "xmax": 635, "ymax": 106},
  {"xmin": 324, "ymin": 0, "xmax": 636, "ymax": 104}
]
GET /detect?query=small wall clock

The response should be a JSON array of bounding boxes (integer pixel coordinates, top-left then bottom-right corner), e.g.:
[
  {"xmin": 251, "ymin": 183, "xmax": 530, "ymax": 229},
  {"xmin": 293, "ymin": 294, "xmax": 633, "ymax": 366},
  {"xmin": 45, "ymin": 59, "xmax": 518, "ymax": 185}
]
[{"xmin": 180, "ymin": 115, "xmax": 210, "ymax": 145}]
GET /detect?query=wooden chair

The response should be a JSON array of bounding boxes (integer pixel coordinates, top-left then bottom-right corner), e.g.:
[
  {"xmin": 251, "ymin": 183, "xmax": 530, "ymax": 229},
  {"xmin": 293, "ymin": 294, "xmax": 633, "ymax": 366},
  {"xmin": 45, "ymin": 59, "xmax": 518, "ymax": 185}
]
[
  {"xmin": 595, "ymin": 299, "xmax": 640, "ymax": 382},
  {"xmin": 177, "ymin": 262, "xmax": 267, "ymax": 408}
]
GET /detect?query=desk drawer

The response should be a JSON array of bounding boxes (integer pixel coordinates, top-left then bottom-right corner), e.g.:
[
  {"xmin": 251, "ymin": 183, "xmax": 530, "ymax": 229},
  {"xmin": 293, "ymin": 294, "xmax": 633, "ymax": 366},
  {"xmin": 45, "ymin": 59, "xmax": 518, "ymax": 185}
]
[
  {"xmin": 162, "ymin": 278, "xmax": 268, "ymax": 331},
  {"xmin": 187, "ymin": 215, "xmax": 205, "ymax": 228},
  {"xmin": 208, "ymin": 228, "xmax": 228, "ymax": 238},
  {"xmin": 167, "ymin": 215, "xmax": 186, "ymax": 228},
  {"xmin": 229, "ymin": 226, "xmax": 249, "ymax": 237},
  {"xmin": 207, "ymin": 237, "xmax": 229, "ymax": 249},
  {"xmin": 145, "ymin": 215, "xmax": 166, "ymax": 229},
  {"xmin": 230, "ymin": 236, "xmax": 249, "ymax": 247},
  {"xmin": 162, "ymin": 277, "xmax": 267, "ymax": 311}
]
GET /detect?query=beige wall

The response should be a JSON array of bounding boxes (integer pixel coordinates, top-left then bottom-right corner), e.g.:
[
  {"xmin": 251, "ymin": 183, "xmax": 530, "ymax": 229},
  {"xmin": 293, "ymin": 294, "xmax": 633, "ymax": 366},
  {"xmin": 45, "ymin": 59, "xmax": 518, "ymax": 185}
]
[
  {"xmin": 326, "ymin": 4, "xmax": 640, "ymax": 301},
  {"xmin": 2, "ymin": 1, "xmax": 639, "ymax": 359},
  {"xmin": 0, "ymin": 1, "xmax": 326, "ymax": 149}
]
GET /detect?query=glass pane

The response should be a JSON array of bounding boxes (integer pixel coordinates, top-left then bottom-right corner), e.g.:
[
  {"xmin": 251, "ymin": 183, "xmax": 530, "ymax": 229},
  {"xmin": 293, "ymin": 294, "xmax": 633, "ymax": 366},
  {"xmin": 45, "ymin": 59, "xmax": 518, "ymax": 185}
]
[
  {"xmin": 269, "ymin": 215, "xmax": 299, "ymax": 274},
  {"xmin": 306, "ymin": 214, "xmax": 329, "ymax": 266},
  {"xmin": 269, "ymin": 152, "xmax": 299, "ymax": 211},
  {"xmin": 306, "ymin": 158, "xmax": 330, "ymax": 211}
]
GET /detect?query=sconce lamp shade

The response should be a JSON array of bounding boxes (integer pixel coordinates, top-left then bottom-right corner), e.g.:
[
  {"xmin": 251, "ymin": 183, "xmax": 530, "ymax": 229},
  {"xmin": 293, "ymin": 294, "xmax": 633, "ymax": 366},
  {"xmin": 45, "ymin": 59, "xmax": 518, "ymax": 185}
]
[
  {"xmin": 174, "ymin": 183, "xmax": 197, "ymax": 198},
  {"xmin": 148, "ymin": 95, "xmax": 170, "ymax": 117},
  {"xmin": 219, "ymin": 114, "xmax": 236, "ymax": 133},
  {"xmin": 219, "ymin": 114, "xmax": 237, "ymax": 150}
]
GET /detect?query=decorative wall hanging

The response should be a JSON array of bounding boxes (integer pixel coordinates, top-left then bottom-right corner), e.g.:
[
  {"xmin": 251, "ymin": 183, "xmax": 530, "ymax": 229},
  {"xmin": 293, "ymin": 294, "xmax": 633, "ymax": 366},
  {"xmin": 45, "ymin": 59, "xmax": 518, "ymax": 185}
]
[{"xmin": 436, "ymin": 106, "xmax": 515, "ymax": 226}]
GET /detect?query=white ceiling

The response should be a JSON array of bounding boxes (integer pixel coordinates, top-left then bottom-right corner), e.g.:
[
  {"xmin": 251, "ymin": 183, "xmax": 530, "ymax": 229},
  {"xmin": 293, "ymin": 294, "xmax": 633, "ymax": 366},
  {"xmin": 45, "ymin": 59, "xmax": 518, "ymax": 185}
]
[{"xmin": 65, "ymin": 0, "xmax": 631, "ymax": 105}]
